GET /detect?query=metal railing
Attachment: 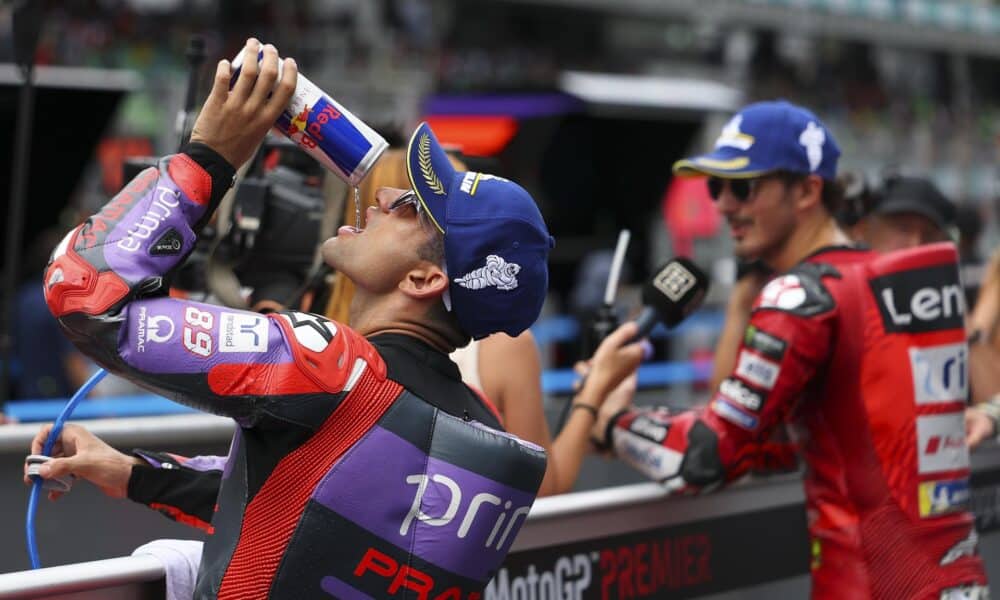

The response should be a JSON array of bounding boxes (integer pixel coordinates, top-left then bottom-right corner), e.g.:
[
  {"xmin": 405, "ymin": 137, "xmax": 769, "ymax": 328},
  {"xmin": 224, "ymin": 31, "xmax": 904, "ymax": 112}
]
[
  {"xmin": 0, "ymin": 414, "xmax": 233, "ymax": 453},
  {"xmin": 4, "ymin": 444, "xmax": 1000, "ymax": 600},
  {"xmin": 0, "ymin": 475, "xmax": 806, "ymax": 599},
  {"xmin": 0, "ymin": 555, "xmax": 165, "ymax": 600}
]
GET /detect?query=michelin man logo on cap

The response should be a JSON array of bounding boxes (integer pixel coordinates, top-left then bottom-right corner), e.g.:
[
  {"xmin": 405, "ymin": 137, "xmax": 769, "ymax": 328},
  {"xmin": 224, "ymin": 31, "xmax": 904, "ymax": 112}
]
[
  {"xmin": 455, "ymin": 255, "xmax": 521, "ymax": 291},
  {"xmin": 404, "ymin": 122, "xmax": 553, "ymax": 340},
  {"xmin": 799, "ymin": 122, "xmax": 826, "ymax": 172}
]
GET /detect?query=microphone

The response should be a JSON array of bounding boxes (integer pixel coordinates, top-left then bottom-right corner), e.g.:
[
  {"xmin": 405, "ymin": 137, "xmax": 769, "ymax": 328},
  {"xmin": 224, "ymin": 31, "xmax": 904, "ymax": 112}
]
[
  {"xmin": 554, "ymin": 257, "xmax": 710, "ymax": 435},
  {"xmin": 581, "ymin": 230, "xmax": 630, "ymax": 357},
  {"xmin": 630, "ymin": 257, "xmax": 709, "ymax": 341}
]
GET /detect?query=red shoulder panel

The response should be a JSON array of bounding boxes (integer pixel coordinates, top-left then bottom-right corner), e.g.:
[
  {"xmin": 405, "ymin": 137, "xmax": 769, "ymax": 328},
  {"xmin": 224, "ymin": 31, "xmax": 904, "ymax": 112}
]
[
  {"xmin": 44, "ymin": 232, "xmax": 130, "ymax": 317},
  {"xmin": 869, "ymin": 241, "xmax": 959, "ymax": 275},
  {"xmin": 273, "ymin": 312, "xmax": 387, "ymax": 394}
]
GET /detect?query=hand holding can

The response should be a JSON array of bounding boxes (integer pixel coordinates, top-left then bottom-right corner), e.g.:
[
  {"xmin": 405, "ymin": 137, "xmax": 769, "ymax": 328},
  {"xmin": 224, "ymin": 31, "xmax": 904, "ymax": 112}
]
[
  {"xmin": 189, "ymin": 39, "xmax": 298, "ymax": 170},
  {"xmin": 231, "ymin": 44, "xmax": 388, "ymax": 186}
]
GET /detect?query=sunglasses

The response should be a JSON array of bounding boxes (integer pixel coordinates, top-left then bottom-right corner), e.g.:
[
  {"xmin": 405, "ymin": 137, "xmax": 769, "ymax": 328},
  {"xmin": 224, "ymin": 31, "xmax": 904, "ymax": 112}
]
[
  {"xmin": 388, "ymin": 190, "xmax": 438, "ymax": 232},
  {"xmin": 389, "ymin": 190, "xmax": 421, "ymax": 213},
  {"xmin": 707, "ymin": 173, "xmax": 805, "ymax": 202},
  {"xmin": 706, "ymin": 177, "xmax": 757, "ymax": 202}
]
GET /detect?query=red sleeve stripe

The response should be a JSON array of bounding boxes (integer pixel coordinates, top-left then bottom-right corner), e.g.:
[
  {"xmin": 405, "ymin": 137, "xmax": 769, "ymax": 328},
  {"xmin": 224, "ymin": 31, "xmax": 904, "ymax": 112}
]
[{"xmin": 148, "ymin": 502, "xmax": 214, "ymax": 534}]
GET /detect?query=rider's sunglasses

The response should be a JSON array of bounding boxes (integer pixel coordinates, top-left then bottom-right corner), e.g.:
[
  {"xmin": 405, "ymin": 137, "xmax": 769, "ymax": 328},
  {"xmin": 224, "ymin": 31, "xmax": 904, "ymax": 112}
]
[
  {"xmin": 706, "ymin": 177, "xmax": 756, "ymax": 202},
  {"xmin": 388, "ymin": 190, "xmax": 422, "ymax": 214},
  {"xmin": 707, "ymin": 172, "xmax": 804, "ymax": 203},
  {"xmin": 388, "ymin": 190, "xmax": 438, "ymax": 232}
]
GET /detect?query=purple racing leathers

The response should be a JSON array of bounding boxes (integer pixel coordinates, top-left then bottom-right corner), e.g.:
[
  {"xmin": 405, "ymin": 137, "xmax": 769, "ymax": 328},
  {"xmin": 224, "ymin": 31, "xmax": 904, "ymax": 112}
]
[{"xmin": 44, "ymin": 145, "xmax": 547, "ymax": 599}]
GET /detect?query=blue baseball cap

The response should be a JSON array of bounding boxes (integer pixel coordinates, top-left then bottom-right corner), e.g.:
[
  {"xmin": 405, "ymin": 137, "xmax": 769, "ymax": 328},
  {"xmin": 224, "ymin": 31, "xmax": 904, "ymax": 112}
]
[
  {"xmin": 673, "ymin": 100, "xmax": 840, "ymax": 181},
  {"xmin": 405, "ymin": 122, "xmax": 554, "ymax": 340}
]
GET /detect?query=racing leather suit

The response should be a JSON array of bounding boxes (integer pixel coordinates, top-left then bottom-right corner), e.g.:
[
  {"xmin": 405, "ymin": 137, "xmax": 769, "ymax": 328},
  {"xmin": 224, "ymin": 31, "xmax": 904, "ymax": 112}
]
[
  {"xmin": 607, "ymin": 244, "xmax": 987, "ymax": 600},
  {"xmin": 128, "ymin": 449, "xmax": 223, "ymax": 533},
  {"xmin": 43, "ymin": 145, "xmax": 547, "ymax": 599}
]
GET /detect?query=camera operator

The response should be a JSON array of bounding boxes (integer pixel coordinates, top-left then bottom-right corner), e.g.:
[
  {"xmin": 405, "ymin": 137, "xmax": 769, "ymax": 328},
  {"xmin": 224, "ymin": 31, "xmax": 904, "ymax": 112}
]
[
  {"xmin": 35, "ymin": 39, "xmax": 552, "ymax": 598},
  {"xmin": 583, "ymin": 101, "xmax": 986, "ymax": 599}
]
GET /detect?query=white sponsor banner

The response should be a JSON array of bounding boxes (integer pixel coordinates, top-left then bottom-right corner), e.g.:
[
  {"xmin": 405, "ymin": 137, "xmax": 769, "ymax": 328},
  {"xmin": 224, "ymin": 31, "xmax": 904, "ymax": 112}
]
[
  {"xmin": 711, "ymin": 398, "xmax": 760, "ymax": 430},
  {"xmin": 719, "ymin": 378, "xmax": 763, "ymax": 411},
  {"xmin": 909, "ymin": 342, "xmax": 968, "ymax": 405},
  {"xmin": 219, "ymin": 312, "xmax": 269, "ymax": 353},
  {"xmin": 613, "ymin": 432, "xmax": 683, "ymax": 482},
  {"xmin": 735, "ymin": 350, "xmax": 780, "ymax": 389},
  {"xmin": 917, "ymin": 413, "xmax": 969, "ymax": 475}
]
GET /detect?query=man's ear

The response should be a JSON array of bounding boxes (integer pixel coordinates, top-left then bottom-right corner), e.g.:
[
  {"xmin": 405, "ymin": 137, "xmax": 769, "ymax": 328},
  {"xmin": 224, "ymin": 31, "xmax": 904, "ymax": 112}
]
[
  {"xmin": 399, "ymin": 264, "xmax": 449, "ymax": 300},
  {"xmin": 795, "ymin": 174, "xmax": 824, "ymax": 211}
]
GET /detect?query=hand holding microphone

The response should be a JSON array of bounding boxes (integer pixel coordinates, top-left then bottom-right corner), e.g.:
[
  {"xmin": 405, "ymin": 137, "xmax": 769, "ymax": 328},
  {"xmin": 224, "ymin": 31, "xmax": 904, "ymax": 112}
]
[
  {"xmin": 580, "ymin": 257, "xmax": 710, "ymax": 401},
  {"xmin": 630, "ymin": 256, "xmax": 709, "ymax": 341}
]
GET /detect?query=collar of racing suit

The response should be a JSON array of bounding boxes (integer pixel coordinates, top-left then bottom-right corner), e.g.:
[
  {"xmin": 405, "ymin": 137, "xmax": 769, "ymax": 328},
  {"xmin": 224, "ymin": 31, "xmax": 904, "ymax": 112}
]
[{"xmin": 369, "ymin": 333, "xmax": 503, "ymax": 430}]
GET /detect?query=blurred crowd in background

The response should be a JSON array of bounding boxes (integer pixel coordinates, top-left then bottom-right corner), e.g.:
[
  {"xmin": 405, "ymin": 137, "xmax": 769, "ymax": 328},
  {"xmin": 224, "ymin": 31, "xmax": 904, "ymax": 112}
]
[{"xmin": 4, "ymin": 0, "xmax": 1000, "ymax": 409}]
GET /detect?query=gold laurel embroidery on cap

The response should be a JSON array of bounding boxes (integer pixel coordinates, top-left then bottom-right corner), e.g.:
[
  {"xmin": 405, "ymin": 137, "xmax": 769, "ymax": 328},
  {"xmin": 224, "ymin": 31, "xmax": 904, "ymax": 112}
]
[{"xmin": 418, "ymin": 134, "xmax": 446, "ymax": 196}]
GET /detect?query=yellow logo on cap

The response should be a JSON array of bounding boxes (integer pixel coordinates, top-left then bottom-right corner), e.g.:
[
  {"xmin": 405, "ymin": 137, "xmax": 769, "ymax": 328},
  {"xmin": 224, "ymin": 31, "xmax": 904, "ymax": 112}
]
[
  {"xmin": 419, "ymin": 134, "xmax": 446, "ymax": 196},
  {"xmin": 693, "ymin": 156, "xmax": 750, "ymax": 170}
]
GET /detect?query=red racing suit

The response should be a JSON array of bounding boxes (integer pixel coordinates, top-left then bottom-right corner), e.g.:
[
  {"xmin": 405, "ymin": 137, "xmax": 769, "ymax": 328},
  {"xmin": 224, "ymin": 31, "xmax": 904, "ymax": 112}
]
[{"xmin": 608, "ymin": 244, "xmax": 988, "ymax": 600}]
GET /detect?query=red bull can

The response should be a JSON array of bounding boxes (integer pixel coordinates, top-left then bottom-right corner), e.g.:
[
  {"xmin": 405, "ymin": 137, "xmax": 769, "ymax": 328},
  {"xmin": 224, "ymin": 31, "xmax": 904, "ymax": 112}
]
[{"xmin": 231, "ymin": 48, "xmax": 388, "ymax": 186}]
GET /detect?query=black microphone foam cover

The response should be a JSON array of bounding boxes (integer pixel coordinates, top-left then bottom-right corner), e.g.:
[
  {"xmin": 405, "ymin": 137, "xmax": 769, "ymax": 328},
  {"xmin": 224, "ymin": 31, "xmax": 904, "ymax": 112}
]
[{"xmin": 642, "ymin": 257, "xmax": 710, "ymax": 328}]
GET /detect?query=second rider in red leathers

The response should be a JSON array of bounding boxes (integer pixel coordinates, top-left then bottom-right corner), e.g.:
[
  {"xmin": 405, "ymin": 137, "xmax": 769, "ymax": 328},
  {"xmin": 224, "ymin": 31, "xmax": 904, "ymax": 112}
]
[{"xmin": 582, "ymin": 101, "xmax": 988, "ymax": 600}]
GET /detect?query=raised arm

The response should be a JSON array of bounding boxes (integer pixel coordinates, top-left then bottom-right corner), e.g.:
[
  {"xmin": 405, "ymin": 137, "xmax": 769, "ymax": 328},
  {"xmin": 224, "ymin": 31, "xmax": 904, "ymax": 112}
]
[{"xmin": 40, "ymin": 41, "xmax": 354, "ymax": 423}]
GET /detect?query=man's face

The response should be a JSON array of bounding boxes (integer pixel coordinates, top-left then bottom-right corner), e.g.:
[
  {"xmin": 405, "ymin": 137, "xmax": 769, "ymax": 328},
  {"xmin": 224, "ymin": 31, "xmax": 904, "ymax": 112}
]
[
  {"xmin": 321, "ymin": 187, "xmax": 440, "ymax": 293},
  {"xmin": 865, "ymin": 212, "xmax": 947, "ymax": 253},
  {"xmin": 710, "ymin": 174, "xmax": 800, "ymax": 263}
]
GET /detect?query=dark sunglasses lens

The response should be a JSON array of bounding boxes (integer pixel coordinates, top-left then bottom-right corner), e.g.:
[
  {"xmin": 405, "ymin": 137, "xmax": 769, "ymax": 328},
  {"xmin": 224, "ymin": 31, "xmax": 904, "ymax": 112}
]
[
  {"xmin": 707, "ymin": 177, "xmax": 751, "ymax": 201},
  {"xmin": 730, "ymin": 179, "xmax": 751, "ymax": 201},
  {"xmin": 707, "ymin": 177, "xmax": 723, "ymax": 200},
  {"xmin": 390, "ymin": 192, "xmax": 415, "ymax": 211}
]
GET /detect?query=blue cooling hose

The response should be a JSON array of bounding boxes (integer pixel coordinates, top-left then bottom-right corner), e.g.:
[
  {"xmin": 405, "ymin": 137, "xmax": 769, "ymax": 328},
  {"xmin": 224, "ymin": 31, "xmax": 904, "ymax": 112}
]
[{"xmin": 26, "ymin": 368, "xmax": 108, "ymax": 569}]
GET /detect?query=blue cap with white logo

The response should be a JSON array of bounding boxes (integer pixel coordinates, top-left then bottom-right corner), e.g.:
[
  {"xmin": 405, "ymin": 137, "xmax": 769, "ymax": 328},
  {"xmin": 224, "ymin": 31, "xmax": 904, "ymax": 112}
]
[
  {"xmin": 673, "ymin": 100, "xmax": 840, "ymax": 181},
  {"xmin": 405, "ymin": 122, "xmax": 554, "ymax": 340}
]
